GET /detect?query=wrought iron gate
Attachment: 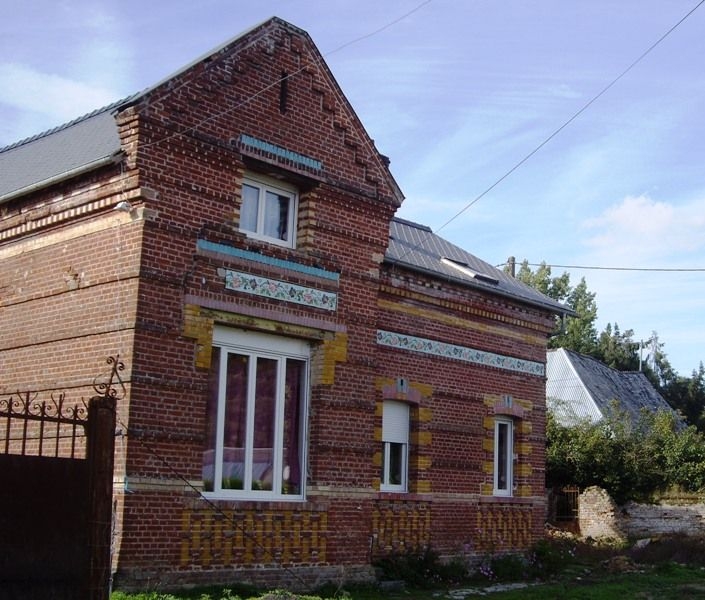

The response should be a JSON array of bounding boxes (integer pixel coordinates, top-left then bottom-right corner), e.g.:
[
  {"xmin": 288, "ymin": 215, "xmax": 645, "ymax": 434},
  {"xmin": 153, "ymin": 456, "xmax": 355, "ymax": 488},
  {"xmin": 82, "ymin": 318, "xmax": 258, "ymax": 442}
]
[{"xmin": 0, "ymin": 359, "xmax": 118, "ymax": 600}]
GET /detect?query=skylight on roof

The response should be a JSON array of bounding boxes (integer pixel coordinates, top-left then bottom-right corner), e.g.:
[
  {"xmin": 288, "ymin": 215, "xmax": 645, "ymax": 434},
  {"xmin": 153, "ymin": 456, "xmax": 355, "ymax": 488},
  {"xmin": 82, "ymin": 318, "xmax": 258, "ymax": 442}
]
[{"xmin": 441, "ymin": 257, "xmax": 499, "ymax": 285}]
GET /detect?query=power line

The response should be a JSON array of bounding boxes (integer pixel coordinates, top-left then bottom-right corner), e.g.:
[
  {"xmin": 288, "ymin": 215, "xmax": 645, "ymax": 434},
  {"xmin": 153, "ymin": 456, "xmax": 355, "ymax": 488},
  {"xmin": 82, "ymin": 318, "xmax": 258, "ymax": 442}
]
[
  {"xmin": 433, "ymin": 0, "xmax": 705, "ymax": 235},
  {"xmin": 498, "ymin": 262, "xmax": 705, "ymax": 273}
]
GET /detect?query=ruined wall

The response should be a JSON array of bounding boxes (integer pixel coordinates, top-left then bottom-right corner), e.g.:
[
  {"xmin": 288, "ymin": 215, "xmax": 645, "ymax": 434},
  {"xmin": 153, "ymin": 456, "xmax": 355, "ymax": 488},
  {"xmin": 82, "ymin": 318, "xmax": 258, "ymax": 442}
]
[{"xmin": 579, "ymin": 486, "xmax": 705, "ymax": 540}]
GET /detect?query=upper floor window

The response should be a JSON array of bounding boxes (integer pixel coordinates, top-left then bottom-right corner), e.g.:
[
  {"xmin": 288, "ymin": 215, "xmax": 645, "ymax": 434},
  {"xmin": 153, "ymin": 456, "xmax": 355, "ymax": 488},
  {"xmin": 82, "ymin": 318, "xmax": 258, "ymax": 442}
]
[
  {"xmin": 202, "ymin": 327, "xmax": 309, "ymax": 500},
  {"xmin": 493, "ymin": 417, "xmax": 514, "ymax": 496},
  {"xmin": 381, "ymin": 400, "xmax": 409, "ymax": 492},
  {"xmin": 240, "ymin": 174, "xmax": 298, "ymax": 248}
]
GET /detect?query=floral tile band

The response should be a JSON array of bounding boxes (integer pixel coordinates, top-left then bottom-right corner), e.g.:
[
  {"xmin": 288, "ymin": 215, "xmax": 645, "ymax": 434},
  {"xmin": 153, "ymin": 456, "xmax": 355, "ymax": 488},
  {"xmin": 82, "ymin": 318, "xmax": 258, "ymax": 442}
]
[
  {"xmin": 224, "ymin": 269, "xmax": 337, "ymax": 311},
  {"xmin": 376, "ymin": 330, "xmax": 544, "ymax": 377}
]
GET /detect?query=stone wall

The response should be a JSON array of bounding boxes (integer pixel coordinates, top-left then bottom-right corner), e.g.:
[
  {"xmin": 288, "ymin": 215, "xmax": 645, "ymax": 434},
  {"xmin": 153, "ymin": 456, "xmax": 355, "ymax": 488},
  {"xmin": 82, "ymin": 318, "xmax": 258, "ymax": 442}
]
[{"xmin": 578, "ymin": 486, "xmax": 705, "ymax": 540}]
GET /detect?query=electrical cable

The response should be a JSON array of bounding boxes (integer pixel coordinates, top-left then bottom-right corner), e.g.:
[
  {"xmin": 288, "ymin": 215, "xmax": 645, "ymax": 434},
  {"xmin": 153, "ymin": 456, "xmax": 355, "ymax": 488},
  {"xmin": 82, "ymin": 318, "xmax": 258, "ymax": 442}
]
[
  {"xmin": 498, "ymin": 262, "xmax": 705, "ymax": 273},
  {"xmin": 433, "ymin": 0, "xmax": 705, "ymax": 236}
]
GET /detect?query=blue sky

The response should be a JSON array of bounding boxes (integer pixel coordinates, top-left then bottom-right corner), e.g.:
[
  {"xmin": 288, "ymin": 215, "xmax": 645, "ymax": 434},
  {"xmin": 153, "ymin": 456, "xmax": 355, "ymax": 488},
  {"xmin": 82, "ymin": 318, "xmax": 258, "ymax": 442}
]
[{"xmin": 2, "ymin": 1, "xmax": 704, "ymax": 376}]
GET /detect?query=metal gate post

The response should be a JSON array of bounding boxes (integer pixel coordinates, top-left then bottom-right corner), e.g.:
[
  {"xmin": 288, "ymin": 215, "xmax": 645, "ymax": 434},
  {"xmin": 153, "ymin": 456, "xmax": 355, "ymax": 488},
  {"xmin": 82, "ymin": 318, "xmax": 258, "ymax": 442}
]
[{"xmin": 86, "ymin": 394, "xmax": 116, "ymax": 600}]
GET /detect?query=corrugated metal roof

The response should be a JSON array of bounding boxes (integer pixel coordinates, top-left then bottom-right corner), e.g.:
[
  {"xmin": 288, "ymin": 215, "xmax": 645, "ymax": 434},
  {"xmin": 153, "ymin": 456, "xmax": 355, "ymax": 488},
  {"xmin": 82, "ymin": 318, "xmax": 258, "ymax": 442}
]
[
  {"xmin": 546, "ymin": 348, "xmax": 603, "ymax": 425},
  {"xmin": 386, "ymin": 217, "xmax": 568, "ymax": 314},
  {"xmin": 546, "ymin": 348, "xmax": 676, "ymax": 426}
]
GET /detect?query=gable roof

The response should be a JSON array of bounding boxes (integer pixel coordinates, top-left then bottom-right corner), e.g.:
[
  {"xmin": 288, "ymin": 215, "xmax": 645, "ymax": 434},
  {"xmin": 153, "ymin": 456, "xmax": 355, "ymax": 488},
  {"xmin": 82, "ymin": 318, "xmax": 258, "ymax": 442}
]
[
  {"xmin": 546, "ymin": 347, "xmax": 676, "ymax": 425},
  {"xmin": 0, "ymin": 17, "xmax": 402, "ymax": 205},
  {"xmin": 386, "ymin": 217, "xmax": 568, "ymax": 314}
]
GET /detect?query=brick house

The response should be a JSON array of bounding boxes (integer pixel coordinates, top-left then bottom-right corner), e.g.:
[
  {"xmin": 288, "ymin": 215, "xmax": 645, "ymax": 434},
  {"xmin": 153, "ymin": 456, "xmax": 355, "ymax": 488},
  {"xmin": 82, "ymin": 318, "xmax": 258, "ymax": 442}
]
[{"xmin": 0, "ymin": 17, "xmax": 566, "ymax": 590}]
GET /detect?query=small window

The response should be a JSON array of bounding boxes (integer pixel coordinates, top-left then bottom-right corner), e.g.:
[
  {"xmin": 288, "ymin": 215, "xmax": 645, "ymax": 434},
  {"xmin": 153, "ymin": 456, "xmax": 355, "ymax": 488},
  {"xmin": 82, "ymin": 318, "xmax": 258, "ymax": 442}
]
[
  {"xmin": 240, "ymin": 174, "xmax": 298, "ymax": 247},
  {"xmin": 202, "ymin": 328, "xmax": 309, "ymax": 500},
  {"xmin": 381, "ymin": 400, "xmax": 409, "ymax": 492},
  {"xmin": 493, "ymin": 418, "xmax": 514, "ymax": 496}
]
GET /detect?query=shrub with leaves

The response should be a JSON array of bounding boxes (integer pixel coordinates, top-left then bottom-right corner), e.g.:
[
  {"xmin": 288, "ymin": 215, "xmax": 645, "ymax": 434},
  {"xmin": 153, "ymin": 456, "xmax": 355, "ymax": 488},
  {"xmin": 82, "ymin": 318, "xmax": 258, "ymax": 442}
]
[{"xmin": 547, "ymin": 407, "xmax": 705, "ymax": 503}]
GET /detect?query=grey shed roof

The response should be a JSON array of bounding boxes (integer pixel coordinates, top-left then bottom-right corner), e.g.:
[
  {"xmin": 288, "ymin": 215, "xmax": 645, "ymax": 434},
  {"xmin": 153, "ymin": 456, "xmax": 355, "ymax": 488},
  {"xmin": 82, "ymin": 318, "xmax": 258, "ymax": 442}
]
[
  {"xmin": 546, "ymin": 348, "xmax": 676, "ymax": 425},
  {"xmin": 386, "ymin": 217, "xmax": 568, "ymax": 314},
  {"xmin": 0, "ymin": 100, "xmax": 130, "ymax": 201}
]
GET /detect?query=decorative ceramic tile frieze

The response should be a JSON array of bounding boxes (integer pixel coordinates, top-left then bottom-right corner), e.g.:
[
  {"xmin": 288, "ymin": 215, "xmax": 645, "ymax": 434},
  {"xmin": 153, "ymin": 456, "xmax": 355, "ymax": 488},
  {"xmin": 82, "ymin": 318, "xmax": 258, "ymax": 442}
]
[
  {"xmin": 376, "ymin": 330, "xmax": 545, "ymax": 377},
  {"xmin": 224, "ymin": 269, "xmax": 337, "ymax": 311}
]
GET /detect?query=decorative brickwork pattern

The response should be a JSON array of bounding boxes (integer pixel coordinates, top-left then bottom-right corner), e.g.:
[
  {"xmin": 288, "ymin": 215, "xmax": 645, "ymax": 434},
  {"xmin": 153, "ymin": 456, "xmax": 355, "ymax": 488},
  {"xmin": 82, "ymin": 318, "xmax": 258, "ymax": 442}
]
[
  {"xmin": 475, "ymin": 504, "xmax": 533, "ymax": 552},
  {"xmin": 181, "ymin": 506, "xmax": 328, "ymax": 567},
  {"xmin": 371, "ymin": 501, "xmax": 432, "ymax": 555}
]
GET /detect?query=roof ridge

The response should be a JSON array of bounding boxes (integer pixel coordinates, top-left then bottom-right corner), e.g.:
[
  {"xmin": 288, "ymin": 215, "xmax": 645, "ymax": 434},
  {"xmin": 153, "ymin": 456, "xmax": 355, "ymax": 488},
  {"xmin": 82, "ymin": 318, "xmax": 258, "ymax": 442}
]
[{"xmin": 391, "ymin": 216, "xmax": 432, "ymax": 232}]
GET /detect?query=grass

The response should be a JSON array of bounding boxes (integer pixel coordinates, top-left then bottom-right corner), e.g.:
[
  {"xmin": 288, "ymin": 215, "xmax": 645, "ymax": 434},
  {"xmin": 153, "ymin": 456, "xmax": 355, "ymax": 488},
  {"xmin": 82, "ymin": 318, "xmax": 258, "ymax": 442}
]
[{"xmin": 111, "ymin": 535, "xmax": 705, "ymax": 600}]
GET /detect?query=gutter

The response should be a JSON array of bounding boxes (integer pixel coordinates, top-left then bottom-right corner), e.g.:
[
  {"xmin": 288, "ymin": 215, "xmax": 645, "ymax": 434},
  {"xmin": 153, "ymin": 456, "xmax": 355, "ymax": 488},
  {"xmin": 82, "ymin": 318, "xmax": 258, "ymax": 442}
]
[{"xmin": 0, "ymin": 151, "xmax": 123, "ymax": 204}]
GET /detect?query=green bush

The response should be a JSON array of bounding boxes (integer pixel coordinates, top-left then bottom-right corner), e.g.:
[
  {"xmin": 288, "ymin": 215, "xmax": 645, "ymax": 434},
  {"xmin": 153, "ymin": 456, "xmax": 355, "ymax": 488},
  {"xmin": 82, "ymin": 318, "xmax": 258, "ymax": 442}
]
[{"xmin": 547, "ymin": 407, "xmax": 705, "ymax": 503}]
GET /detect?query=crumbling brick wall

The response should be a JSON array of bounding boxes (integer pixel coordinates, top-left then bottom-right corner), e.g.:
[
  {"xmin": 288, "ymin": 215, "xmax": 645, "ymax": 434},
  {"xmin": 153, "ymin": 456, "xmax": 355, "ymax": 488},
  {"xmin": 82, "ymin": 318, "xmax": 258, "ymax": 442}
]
[{"xmin": 579, "ymin": 486, "xmax": 705, "ymax": 540}]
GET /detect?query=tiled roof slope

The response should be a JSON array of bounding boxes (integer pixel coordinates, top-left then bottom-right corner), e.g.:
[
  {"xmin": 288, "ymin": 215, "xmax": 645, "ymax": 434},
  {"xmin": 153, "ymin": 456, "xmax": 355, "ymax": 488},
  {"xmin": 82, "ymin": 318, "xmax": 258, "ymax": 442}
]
[
  {"xmin": 387, "ymin": 217, "xmax": 568, "ymax": 314},
  {"xmin": 547, "ymin": 347, "xmax": 676, "ymax": 425},
  {"xmin": 0, "ymin": 102, "xmax": 126, "ymax": 200}
]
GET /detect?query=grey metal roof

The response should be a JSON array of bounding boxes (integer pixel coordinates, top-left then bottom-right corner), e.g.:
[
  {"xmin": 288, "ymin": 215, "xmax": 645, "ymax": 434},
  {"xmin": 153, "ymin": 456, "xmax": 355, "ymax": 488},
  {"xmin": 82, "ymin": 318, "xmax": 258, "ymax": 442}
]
[
  {"xmin": 547, "ymin": 348, "xmax": 676, "ymax": 425},
  {"xmin": 386, "ymin": 217, "xmax": 569, "ymax": 314},
  {"xmin": 0, "ymin": 103, "xmax": 126, "ymax": 201}
]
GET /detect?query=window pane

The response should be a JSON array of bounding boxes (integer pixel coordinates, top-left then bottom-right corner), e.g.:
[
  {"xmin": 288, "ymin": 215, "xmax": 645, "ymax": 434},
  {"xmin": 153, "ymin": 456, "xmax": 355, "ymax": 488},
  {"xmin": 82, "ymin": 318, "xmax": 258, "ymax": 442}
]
[
  {"xmin": 252, "ymin": 357, "xmax": 277, "ymax": 491},
  {"xmin": 222, "ymin": 353, "xmax": 249, "ymax": 490},
  {"xmin": 497, "ymin": 422, "xmax": 509, "ymax": 491},
  {"xmin": 282, "ymin": 359, "xmax": 305, "ymax": 495},
  {"xmin": 202, "ymin": 347, "xmax": 221, "ymax": 492},
  {"xmin": 388, "ymin": 442, "xmax": 405, "ymax": 485},
  {"xmin": 241, "ymin": 184, "xmax": 259, "ymax": 232},
  {"xmin": 263, "ymin": 191, "xmax": 290, "ymax": 241}
]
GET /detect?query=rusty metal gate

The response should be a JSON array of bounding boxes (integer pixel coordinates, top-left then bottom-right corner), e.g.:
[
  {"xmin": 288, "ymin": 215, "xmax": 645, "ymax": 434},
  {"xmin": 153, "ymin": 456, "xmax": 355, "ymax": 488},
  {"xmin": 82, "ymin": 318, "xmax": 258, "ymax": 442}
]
[{"xmin": 0, "ymin": 359, "xmax": 118, "ymax": 600}]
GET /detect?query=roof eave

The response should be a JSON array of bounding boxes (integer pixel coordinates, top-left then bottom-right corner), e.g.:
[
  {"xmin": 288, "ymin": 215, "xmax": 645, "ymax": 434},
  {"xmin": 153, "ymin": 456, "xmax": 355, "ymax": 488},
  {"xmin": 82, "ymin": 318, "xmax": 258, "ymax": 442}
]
[
  {"xmin": 0, "ymin": 151, "xmax": 123, "ymax": 205},
  {"xmin": 384, "ymin": 256, "xmax": 571, "ymax": 316}
]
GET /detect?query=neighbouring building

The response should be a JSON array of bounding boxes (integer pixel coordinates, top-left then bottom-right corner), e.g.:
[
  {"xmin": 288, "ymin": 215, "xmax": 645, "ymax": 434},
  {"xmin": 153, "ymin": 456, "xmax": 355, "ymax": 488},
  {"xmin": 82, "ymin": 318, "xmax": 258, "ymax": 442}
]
[
  {"xmin": 0, "ymin": 17, "xmax": 567, "ymax": 590},
  {"xmin": 546, "ymin": 347, "xmax": 677, "ymax": 426}
]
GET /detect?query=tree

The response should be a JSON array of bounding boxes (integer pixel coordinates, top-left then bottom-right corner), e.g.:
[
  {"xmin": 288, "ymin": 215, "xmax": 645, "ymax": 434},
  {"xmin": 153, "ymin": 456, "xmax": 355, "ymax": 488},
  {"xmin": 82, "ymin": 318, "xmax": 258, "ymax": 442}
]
[
  {"xmin": 596, "ymin": 323, "xmax": 640, "ymax": 371},
  {"xmin": 661, "ymin": 363, "xmax": 705, "ymax": 431},
  {"xmin": 508, "ymin": 261, "xmax": 597, "ymax": 354},
  {"xmin": 513, "ymin": 260, "xmax": 571, "ymax": 303},
  {"xmin": 551, "ymin": 277, "xmax": 598, "ymax": 354}
]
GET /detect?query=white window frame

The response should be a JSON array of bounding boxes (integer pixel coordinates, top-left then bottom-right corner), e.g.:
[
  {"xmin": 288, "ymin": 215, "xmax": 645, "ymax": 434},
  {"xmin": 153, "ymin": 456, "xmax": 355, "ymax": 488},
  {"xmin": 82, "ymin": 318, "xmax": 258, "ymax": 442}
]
[
  {"xmin": 381, "ymin": 400, "xmax": 409, "ymax": 493},
  {"xmin": 204, "ymin": 327, "xmax": 309, "ymax": 501},
  {"xmin": 240, "ymin": 173, "xmax": 298, "ymax": 248},
  {"xmin": 493, "ymin": 417, "xmax": 514, "ymax": 497}
]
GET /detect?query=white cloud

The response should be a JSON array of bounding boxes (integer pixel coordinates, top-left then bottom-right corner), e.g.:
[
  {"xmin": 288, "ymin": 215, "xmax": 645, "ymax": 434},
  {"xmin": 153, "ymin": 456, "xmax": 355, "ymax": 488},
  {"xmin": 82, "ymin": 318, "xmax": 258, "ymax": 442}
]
[
  {"xmin": 582, "ymin": 194, "xmax": 705, "ymax": 264},
  {"xmin": 0, "ymin": 63, "xmax": 117, "ymax": 123}
]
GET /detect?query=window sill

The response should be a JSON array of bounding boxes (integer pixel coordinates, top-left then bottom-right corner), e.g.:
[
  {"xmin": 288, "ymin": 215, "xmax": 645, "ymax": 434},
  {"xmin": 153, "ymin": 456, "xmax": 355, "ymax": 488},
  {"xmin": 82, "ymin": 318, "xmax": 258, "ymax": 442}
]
[{"xmin": 200, "ymin": 494, "xmax": 324, "ymax": 511}]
